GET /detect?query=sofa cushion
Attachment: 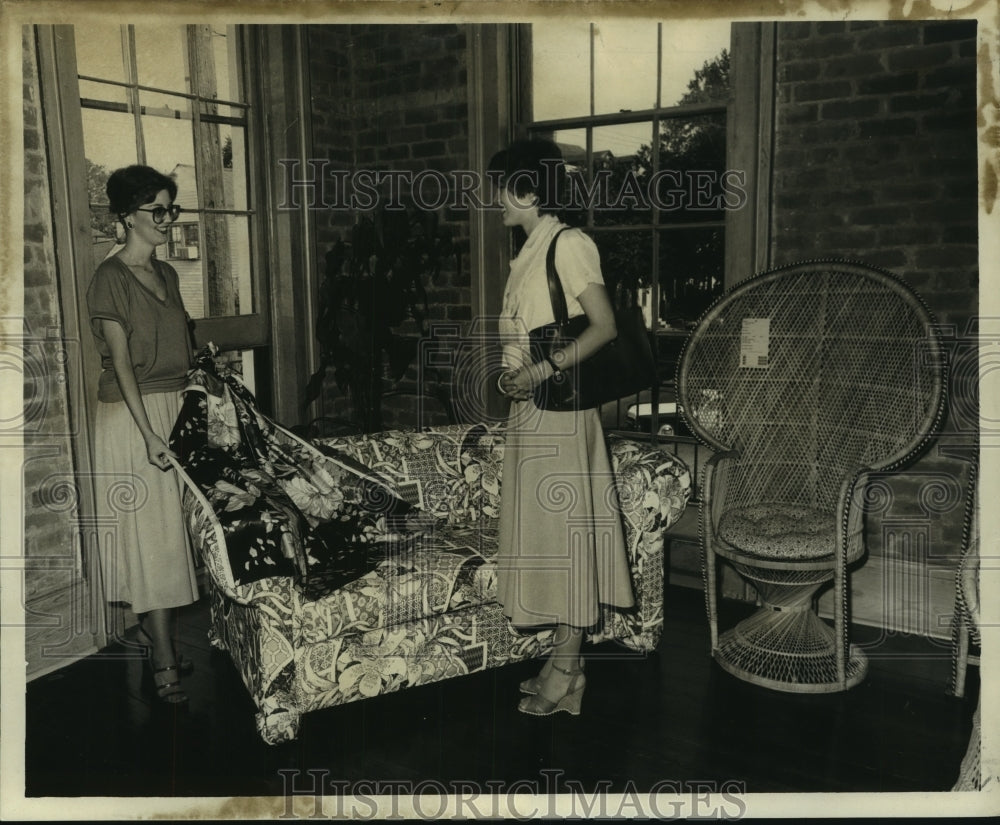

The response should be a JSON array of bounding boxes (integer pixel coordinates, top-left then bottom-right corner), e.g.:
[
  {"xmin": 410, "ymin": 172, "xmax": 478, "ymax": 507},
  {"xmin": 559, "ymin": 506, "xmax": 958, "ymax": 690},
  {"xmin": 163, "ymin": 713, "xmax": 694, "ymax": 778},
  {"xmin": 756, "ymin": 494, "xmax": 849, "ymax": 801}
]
[
  {"xmin": 718, "ymin": 504, "xmax": 834, "ymax": 560},
  {"xmin": 298, "ymin": 521, "xmax": 499, "ymax": 645}
]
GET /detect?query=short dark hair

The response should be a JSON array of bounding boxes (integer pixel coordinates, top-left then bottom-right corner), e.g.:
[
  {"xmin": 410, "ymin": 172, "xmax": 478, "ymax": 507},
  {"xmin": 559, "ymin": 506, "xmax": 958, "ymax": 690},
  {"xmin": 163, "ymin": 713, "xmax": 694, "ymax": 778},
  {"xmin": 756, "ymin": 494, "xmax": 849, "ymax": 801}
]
[
  {"xmin": 487, "ymin": 138, "xmax": 566, "ymax": 215},
  {"xmin": 106, "ymin": 165, "xmax": 178, "ymax": 218}
]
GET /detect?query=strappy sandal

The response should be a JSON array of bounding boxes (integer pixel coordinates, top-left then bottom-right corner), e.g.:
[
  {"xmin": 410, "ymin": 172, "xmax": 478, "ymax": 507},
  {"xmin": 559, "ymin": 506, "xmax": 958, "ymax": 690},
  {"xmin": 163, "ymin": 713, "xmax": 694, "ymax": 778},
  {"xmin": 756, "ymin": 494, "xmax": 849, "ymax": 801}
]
[
  {"xmin": 136, "ymin": 622, "xmax": 194, "ymax": 675},
  {"xmin": 519, "ymin": 656, "xmax": 585, "ymax": 696},
  {"xmin": 149, "ymin": 662, "xmax": 189, "ymax": 705},
  {"xmin": 518, "ymin": 660, "xmax": 586, "ymax": 717}
]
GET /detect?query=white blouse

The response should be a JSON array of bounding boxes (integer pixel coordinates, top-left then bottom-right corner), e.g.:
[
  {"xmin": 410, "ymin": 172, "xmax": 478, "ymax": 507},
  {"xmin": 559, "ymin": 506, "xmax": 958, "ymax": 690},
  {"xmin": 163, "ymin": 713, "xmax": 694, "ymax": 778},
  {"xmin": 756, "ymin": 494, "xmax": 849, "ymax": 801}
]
[{"xmin": 499, "ymin": 215, "xmax": 606, "ymax": 369}]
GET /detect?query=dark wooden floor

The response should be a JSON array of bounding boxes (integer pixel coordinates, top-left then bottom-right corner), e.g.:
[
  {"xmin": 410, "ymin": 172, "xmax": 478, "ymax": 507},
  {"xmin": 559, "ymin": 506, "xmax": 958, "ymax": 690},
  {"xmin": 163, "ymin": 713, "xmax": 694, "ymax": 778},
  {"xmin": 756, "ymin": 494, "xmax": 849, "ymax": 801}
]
[{"xmin": 25, "ymin": 585, "xmax": 977, "ymax": 799}]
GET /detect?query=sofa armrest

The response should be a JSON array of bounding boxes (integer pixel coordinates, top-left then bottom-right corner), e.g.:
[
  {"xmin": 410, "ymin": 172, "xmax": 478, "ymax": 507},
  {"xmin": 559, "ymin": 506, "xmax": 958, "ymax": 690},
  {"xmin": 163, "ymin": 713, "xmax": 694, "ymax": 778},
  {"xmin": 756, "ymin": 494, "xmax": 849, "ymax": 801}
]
[
  {"xmin": 610, "ymin": 437, "xmax": 693, "ymax": 554},
  {"xmin": 169, "ymin": 455, "xmax": 283, "ymax": 605}
]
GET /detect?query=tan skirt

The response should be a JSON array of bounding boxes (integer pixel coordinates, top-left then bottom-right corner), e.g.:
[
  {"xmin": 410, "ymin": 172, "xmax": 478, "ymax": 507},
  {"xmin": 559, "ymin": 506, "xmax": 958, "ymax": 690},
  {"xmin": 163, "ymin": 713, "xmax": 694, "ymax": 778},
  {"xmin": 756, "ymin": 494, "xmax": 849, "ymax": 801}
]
[
  {"xmin": 93, "ymin": 391, "xmax": 199, "ymax": 613},
  {"xmin": 496, "ymin": 399, "xmax": 634, "ymax": 629}
]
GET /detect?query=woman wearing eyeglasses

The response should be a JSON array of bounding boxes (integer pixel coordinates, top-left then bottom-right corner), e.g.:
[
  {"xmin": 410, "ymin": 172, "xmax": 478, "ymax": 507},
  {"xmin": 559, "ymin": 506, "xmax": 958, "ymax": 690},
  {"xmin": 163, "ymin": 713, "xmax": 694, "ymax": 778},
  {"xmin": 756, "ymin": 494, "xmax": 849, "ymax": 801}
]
[{"xmin": 86, "ymin": 165, "xmax": 198, "ymax": 705}]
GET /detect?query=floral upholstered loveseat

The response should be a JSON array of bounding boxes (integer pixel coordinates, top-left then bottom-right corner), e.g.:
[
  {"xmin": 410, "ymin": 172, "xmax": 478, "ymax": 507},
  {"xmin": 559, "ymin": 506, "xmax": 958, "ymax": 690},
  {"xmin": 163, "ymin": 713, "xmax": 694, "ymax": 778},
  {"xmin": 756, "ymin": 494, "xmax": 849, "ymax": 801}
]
[{"xmin": 169, "ymin": 350, "xmax": 692, "ymax": 744}]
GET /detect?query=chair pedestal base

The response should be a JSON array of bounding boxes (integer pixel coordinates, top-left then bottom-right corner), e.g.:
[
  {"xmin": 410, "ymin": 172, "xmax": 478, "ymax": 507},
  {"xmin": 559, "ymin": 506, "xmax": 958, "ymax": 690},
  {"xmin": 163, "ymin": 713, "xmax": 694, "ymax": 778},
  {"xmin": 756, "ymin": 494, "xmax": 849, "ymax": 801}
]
[{"xmin": 714, "ymin": 605, "xmax": 868, "ymax": 693}]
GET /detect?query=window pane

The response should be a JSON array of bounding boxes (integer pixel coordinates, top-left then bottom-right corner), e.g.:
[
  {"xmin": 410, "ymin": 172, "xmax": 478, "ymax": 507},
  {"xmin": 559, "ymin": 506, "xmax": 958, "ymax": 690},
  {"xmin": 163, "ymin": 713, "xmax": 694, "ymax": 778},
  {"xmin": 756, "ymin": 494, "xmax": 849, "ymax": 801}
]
[
  {"xmin": 91, "ymin": 205, "xmax": 118, "ymax": 264},
  {"xmin": 592, "ymin": 123, "xmax": 653, "ymax": 227},
  {"xmin": 592, "ymin": 230, "xmax": 653, "ymax": 308},
  {"xmin": 79, "ymin": 78, "xmax": 128, "ymax": 109},
  {"xmin": 139, "ymin": 90, "xmax": 196, "ymax": 175},
  {"xmin": 661, "ymin": 21, "xmax": 731, "ymax": 106},
  {"xmin": 658, "ymin": 226, "xmax": 723, "ymax": 325},
  {"xmin": 133, "ymin": 23, "xmax": 189, "ymax": 102},
  {"xmin": 192, "ymin": 116, "xmax": 249, "ymax": 213},
  {"xmin": 211, "ymin": 25, "xmax": 243, "ymax": 103},
  {"xmin": 74, "ymin": 24, "xmax": 127, "ymax": 82},
  {"xmin": 217, "ymin": 126, "xmax": 249, "ymax": 212},
  {"xmin": 531, "ymin": 20, "xmax": 591, "ymax": 120},
  {"xmin": 654, "ymin": 112, "xmax": 727, "ymax": 224},
  {"xmin": 81, "ymin": 108, "xmax": 137, "ymax": 209},
  {"xmin": 593, "ymin": 20, "xmax": 658, "ymax": 115},
  {"xmin": 179, "ymin": 214, "xmax": 254, "ymax": 319}
]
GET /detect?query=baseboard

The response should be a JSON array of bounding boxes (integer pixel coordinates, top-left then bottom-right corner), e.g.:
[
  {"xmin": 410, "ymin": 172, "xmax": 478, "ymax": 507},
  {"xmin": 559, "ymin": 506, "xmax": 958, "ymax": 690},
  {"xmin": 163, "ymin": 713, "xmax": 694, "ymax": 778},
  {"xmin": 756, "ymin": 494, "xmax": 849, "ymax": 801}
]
[
  {"xmin": 26, "ymin": 648, "xmax": 100, "ymax": 682},
  {"xmin": 819, "ymin": 555, "xmax": 956, "ymax": 641}
]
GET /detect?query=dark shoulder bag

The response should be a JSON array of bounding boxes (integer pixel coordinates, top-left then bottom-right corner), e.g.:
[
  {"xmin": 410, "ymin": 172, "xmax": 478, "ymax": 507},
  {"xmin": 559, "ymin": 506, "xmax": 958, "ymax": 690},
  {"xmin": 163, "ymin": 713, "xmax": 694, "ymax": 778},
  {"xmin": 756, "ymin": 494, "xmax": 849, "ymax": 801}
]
[{"xmin": 528, "ymin": 228, "xmax": 658, "ymax": 412}]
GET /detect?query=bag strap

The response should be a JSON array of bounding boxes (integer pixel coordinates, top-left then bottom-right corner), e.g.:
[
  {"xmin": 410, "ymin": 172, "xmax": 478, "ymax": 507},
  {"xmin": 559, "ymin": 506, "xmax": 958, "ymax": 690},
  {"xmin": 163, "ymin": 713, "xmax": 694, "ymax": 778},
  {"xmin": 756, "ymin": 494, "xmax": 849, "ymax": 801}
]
[{"xmin": 545, "ymin": 228, "xmax": 571, "ymax": 328}]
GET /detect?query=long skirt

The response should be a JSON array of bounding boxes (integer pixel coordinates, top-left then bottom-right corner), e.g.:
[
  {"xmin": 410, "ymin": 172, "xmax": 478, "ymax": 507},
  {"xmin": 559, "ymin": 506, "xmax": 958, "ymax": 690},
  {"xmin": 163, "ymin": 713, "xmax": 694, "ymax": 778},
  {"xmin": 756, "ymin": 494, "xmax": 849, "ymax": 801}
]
[
  {"xmin": 496, "ymin": 399, "xmax": 634, "ymax": 629},
  {"xmin": 93, "ymin": 391, "xmax": 199, "ymax": 614}
]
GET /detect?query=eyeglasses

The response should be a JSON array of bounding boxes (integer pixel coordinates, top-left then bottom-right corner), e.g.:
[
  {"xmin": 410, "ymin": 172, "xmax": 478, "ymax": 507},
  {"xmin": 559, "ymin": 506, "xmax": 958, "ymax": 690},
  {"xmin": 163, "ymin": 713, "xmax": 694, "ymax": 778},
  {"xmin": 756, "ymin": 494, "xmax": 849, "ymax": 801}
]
[{"xmin": 136, "ymin": 204, "xmax": 182, "ymax": 224}]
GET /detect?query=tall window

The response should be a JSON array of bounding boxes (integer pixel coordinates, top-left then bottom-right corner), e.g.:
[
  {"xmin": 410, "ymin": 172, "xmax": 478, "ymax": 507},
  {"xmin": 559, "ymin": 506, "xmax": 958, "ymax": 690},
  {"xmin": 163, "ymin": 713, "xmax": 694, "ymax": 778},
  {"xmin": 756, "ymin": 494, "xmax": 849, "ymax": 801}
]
[
  {"xmin": 524, "ymin": 21, "xmax": 731, "ymax": 370},
  {"xmin": 75, "ymin": 24, "xmax": 256, "ymax": 324}
]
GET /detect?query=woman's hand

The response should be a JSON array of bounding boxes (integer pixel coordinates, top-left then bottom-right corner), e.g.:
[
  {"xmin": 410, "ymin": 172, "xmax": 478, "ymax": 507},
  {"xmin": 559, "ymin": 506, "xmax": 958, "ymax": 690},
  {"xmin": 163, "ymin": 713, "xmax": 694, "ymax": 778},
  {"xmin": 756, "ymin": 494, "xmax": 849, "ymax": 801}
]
[
  {"xmin": 499, "ymin": 361, "xmax": 553, "ymax": 402},
  {"xmin": 145, "ymin": 433, "xmax": 178, "ymax": 470}
]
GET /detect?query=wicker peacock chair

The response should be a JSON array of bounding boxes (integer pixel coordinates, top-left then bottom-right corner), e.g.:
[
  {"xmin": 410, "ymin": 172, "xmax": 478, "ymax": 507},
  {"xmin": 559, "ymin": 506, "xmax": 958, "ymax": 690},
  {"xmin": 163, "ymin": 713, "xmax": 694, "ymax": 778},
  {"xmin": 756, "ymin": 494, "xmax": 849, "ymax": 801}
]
[{"xmin": 677, "ymin": 260, "xmax": 947, "ymax": 692}]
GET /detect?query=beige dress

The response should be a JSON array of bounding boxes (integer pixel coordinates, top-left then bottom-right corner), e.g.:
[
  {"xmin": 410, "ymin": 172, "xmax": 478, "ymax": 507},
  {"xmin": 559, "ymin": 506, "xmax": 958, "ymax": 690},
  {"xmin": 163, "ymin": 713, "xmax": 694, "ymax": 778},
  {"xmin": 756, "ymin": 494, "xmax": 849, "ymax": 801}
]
[
  {"xmin": 88, "ymin": 258, "xmax": 199, "ymax": 613},
  {"xmin": 496, "ymin": 216, "xmax": 635, "ymax": 629}
]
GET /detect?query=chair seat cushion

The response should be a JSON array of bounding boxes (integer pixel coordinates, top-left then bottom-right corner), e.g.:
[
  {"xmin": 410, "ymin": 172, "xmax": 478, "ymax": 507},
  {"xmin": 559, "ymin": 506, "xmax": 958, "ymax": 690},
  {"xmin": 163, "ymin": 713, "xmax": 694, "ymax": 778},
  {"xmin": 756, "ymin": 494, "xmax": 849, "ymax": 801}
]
[
  {"xmin": 718, "ymin": 504, "xmax": 834, "ymax": 560},
  {"xmin": 298, "ymin": 521, "xmax": 500, "ymax": 644}
]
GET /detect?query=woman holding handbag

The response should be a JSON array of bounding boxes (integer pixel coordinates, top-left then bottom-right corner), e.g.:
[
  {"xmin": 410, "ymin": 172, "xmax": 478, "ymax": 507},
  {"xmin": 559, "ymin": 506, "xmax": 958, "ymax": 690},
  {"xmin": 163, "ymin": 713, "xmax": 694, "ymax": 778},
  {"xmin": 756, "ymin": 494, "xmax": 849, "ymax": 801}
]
[{"xmin": 490, "ymin": 139, "xmax": 635, "ymax": 716}]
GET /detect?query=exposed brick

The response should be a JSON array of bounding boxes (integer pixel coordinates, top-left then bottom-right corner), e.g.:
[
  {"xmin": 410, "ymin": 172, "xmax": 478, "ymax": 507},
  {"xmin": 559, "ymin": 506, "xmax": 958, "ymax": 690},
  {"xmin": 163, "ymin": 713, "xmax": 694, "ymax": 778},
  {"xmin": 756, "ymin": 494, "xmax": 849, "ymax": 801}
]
[
  {"xmin": 773, "ymin": 147, "xmax": 807, "ymax": 167},
  {"xmin": 781, "ymin": 22, "xmax": 814, "ymax": 40},
  {"xmin": 780, "ymin": 61, "xmax": 821, "ymax": 83},
  {"xmin": 856, "ymin": 25, "xmax": 921, "ymax": 50},
  {"xmin": 24, "ymin": 222, "xmax": 46, "ymax": 245},
  {"xmin": 823, "ymin": 53, "xmax": 884, "ymax": 79},
  {"xmin": 850, "ymin": 205, "xmax": 912, "ymax": 225},
  {"xmin": 815, "ymin": 21, "xmax": 849, "ymax": 36},
  {"xmin": 923, "ymin": 20, "xmax": 977, "ymax": 44},
  {"xmin": 942, "ymin": 223, "xmax": 978, "ymax": 245},
  {"xmin": 921, "ymin": 111, "xmax": 976, "ymax": 133},
  {"xmin": 445, "ymin": 304, "xmax": 472, "ymax": 321},
  {"xmin": 910, "ymin": 199, "xmax": 976, "ymax": 223},
  {"xmin": 878, "ymin": 226, "xmax": 939, "ymax": 246},
  {"xmin": 916, "ymin": 157, "xmax": 976, "ymax": 178},
  {"xmin": 783, "ymin": 36, "xmax": 855, "ymax": 60},
  {"xmin": 817, "ymin": 228, "xmax": 878, "ymax": 248},
  {"xmin": 888, "ymin": 91, "xmax": 952, "ymax": 113},
  {"xmin": 793, "ymin": 120, "xmax": 858, "ymax": 143},
  {"xmin": 859, "ymin": 117, "xmax": 918, "ymax": 138},
  {"xmin": 821, "ymin": 98, "xmax": 881, "ymax": 120},
  {"xmin": 842, "ymin": 141, "xmax": 902, "ymax": 164},
  {"xmin": 820, "ymin": 188, "xmax": 876, "ymax": 208},
  {"xmin": 792, "ymin": 79, "xmax": 853, "ymax": 103},
  {"xmin": 886, "ymin": 44, "xmax": 954, "ymax": 72},
  {"xmin": 426, "ymin": 121, "xmax": 461, "ymax": 140},
  {"xmin": 856, "ymin": 73, "xmax": 920, "ymax": 95},
  {"xmin": 882, "ymin": 180, "xmax": 940, "ymax": 201},
  {"xmin": 861, "ymin": 248, "xmax": 909, "ymax": 270},
  {"xmin": 915, "ymin": 245, "xmax": 978, "ymax": 268}
]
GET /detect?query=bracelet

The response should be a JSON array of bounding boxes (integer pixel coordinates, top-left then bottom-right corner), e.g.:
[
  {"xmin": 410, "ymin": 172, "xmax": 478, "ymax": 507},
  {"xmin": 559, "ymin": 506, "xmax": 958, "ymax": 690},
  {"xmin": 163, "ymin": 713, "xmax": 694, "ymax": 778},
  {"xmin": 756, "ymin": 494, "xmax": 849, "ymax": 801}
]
[
  {"xmin": 497, "ymin": 370, "xmax": 515, "ymax": 397},
  {"xmin": 545, "ymin": 353, "xmax": 561, "ymax": 374}
]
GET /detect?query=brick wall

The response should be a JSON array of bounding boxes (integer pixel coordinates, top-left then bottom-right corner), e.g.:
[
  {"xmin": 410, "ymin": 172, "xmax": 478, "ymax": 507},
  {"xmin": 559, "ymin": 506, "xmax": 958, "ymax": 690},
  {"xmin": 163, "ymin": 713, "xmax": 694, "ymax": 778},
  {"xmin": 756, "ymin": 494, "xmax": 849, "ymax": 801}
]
[
  {"xmin": 22, "ymin": 28, "xmax": 94, "ymax": 674},
  {"xmin": 770, "ymin": 19, "xmax": 978, "ymax": 569},
  {"xmin": 307, "ymin": 24, "xmax": 472, "ymax": 431}
]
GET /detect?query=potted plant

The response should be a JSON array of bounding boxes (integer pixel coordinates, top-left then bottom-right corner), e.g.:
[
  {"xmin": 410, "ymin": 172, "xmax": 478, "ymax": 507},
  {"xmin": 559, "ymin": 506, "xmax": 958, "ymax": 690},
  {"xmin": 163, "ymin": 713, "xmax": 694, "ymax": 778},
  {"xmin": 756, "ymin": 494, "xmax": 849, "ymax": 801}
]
[{"xmin": 304, "ymin": 203, "xmax": 456, "ymax": 433}]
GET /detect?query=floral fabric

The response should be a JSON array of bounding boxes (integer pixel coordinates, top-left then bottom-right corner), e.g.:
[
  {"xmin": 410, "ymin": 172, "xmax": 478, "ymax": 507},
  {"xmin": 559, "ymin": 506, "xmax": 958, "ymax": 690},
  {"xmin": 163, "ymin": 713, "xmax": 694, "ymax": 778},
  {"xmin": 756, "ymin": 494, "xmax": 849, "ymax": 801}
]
[
  {"xmin": 170, "ymin": 348, "xmax": 415, "ymax": 596},
  {"xmin": 181, "ymin": 391, "xmax": 692, "ymax": 744}
]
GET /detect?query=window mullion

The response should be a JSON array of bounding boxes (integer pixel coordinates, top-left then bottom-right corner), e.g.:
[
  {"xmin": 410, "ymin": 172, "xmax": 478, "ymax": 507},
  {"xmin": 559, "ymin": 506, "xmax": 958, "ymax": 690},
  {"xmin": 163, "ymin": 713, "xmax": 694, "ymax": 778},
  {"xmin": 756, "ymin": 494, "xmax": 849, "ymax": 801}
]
[{"xmin": 123, "ymin": 25, "xmax": 145, "ymax": 167}]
